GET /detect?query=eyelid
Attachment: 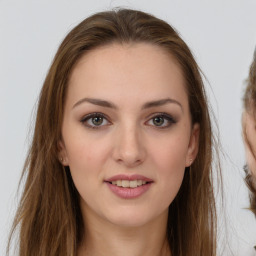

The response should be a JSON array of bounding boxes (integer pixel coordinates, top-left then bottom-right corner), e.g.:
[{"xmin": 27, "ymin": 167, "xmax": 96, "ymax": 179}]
[
  {"xmin": 145, "ymin": 112, "xmax": 177, "ymax": 128},
  {"xmin": 146, "ymin": 112, "xmax": 177, "ymax": 122},
  {"xmin": 80, "ymin": 112, "xmax": 176, "ymax": 129},
  {"xmin": 80, "ymin": 112, "xmax": 111, "ymax": 129}
]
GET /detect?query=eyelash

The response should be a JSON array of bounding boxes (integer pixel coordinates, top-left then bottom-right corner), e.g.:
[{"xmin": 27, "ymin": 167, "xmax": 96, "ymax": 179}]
[
  {"xmin": 80, "ymin": 113, "xmax": 111, "ymax": 129},
  {"xmin": 80, "ymin": 112, "xmax": 176, "ymax": 129},
  {"xmin": 146, "ymin": 112, "xmax": 176, "ymax": 129}
]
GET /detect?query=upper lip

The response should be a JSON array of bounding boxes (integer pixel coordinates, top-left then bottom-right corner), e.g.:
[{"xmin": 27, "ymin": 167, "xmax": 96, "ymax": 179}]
[{"xmin": 105, "ymin": 174, "xmax": 153, "ymax": 182}]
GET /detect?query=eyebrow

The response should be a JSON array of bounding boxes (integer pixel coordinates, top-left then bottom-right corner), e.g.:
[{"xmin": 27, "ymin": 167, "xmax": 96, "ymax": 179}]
[
  {"xmin": 72, "ymin": 97, "xmax": 183, "ymax": 111},
  {"xmin": 73, "ymin": 98, "xmax": 117, "ymax": 109},
  {"xmin": 142, "ymin": 98, "xmax": 183, "ymax": 111}
]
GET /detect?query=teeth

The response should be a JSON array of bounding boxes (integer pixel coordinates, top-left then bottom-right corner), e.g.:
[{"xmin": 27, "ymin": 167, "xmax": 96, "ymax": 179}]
[
  {"xmin": 130, "ymin": 180, "xmax": 137, "ymax": 188},
  {"xmin": 122, "ymin": 180, "xmax": 130, "ymax": 188},
  {"xmin": 111, "ymin": 180, "xmax": 148, "ymax": 188}
]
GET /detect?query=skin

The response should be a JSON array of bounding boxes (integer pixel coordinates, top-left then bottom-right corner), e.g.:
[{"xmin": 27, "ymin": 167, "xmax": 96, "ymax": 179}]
[
  {"xmin": 59, "ymin": 43, "xmax": 199, "ymax": 256},
  {"xmin": 243, "ymin": 110, "xmax": 256, "ymax": 181}
]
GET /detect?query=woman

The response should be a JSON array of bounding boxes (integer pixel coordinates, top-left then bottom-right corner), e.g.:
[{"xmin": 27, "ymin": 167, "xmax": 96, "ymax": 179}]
[
  {"xmin": 243, "ymin": 48, "xmax": 256, "ymax": 216},
  {"xmin": 7, "ymin": 9, "xmax": 219, "ymax": 256}
]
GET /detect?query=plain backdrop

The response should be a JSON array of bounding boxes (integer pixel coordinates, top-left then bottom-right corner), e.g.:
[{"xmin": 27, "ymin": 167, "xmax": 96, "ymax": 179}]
[{"xmin": 1, "ymin": 0, "xmax": 256, "ymax": 255}]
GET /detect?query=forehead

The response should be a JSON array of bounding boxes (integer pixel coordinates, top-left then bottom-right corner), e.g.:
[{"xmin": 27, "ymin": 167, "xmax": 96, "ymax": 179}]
[{"xmin": 67, "ymin": 42, "xmax": 188, "ymax": 109}]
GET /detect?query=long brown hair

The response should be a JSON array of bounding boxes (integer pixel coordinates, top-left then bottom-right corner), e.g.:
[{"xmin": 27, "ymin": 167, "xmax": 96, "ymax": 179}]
[
  {"xmin": 8, "ymin": 8, "xmax": 218, "ymax": 256},
  {"xmin": 243, "ymin": 48, "xmax": 256, "ymax": 216}
]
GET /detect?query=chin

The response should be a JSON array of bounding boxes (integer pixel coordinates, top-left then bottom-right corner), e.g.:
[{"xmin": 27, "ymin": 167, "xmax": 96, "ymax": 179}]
[
  {"xmin": 109, "ymin": 216, "xmax": 151, "ymax": 228},
  {"xmin": 104, "ymin": 206, "xmax": 168, "ymax": 228}
]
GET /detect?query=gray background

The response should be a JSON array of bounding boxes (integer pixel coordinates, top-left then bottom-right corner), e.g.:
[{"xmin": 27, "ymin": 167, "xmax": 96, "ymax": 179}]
[{"xmin": 1, "ymin": 0, "xmax": 256, "ymax": 255}]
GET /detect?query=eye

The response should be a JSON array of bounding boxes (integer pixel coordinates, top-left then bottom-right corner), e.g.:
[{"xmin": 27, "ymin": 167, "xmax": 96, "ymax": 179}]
[
  {"xmin": 243, "ymin": 164, "xmax": 249, "ymax": 175},
  {"xmin": 146, "ymin": 113, "xmax": 176, "ymax": 128},
  {"xmin": 80, "ymin": 113, "xmax": 110, "ymax": 128},
  {"xmin": 152, "ymin": 116, "xmax": 165, "ymax": 126}
]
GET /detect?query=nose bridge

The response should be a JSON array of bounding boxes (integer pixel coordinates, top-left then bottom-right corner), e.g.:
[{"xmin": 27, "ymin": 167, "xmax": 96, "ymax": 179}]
[{"xmin": 113, "ymin": 121, "xmax": 146, "ymax": 167}]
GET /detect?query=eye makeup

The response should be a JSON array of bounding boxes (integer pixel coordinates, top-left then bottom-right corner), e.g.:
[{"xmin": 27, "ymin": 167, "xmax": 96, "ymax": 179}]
[
  {"xmin": 145, "ymin": 112, "xmax": 177, "ymax": 129},
  {"xmin": 80, "ymin": 112, "xmax": 111, "ymax": 129},
  {"xmin": 80, "ymin": 110, "xmax": 177, "ymax": 131}
]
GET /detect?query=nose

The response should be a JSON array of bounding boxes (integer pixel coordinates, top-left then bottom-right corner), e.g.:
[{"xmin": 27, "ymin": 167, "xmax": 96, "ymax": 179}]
[{"xmin": 112, "ymin": 124, "xmax": 146, "ymax": 168}]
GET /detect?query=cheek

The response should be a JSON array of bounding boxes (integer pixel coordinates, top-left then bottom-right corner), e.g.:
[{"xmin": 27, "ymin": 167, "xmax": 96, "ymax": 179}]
[
  {"xmin": 157, "ymin": 146, "xmax": 186, "ymax": 190},
  {"xmin": 246, "ymin": 149, "xmax": 256, "ymax": 177},
  {"xmin": 247, "ymin": 124, "xmax": 256, "ymax": 145},
  {"xmin": 63, "ymin": 135, "xmax": 109, "ymax": 197},
  {"xmin": 65, "ymin": 131, "xmax": 111, "ymax": 168},
  {"xmin": 148, "ymin": 133, "xmax": 189, "ymax": 200},
  {"xmin": 150, "ymin": 133, "xmax": 189, "ymax": 172},
  {"xmin": 65, "ymin": 137, "xmax": 111, "ymax": 201}
]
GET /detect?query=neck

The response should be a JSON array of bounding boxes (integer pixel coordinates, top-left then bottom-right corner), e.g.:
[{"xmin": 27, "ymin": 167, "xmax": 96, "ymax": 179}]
[{"xmin": 78, "ymin": 207, "xmax": 171, "ymax": 256}]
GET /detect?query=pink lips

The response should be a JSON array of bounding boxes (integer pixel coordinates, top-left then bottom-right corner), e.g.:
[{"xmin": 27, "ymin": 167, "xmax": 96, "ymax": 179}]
[
  {"xmin": 104, "ymin": 174, "xmax": 153, "ymax": 199},
  {"xmin": 105, "ymin": 174, "xmax": 153, "ymax": 182}
]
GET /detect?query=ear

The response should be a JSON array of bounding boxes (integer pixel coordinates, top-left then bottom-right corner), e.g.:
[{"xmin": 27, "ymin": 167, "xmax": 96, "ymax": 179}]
[
  {"xmin": 57, "ymin": 140, "xmax": 69, "ymax": 166},
  {"xmin": 185, "ymin": 123, "xmax": 200, "ymax": 167}
]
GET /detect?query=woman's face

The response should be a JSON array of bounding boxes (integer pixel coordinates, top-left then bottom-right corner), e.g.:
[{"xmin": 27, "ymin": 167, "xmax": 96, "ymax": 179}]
[{"xmin": 60, "ymin": 43, "xmax": 199, "ymax": 228}]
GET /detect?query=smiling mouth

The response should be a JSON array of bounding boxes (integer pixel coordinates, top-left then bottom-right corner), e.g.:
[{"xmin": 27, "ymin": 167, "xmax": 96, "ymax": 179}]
[{"xmin": 107, "ymin": 180, "xmax": 151, "ymax": 188}]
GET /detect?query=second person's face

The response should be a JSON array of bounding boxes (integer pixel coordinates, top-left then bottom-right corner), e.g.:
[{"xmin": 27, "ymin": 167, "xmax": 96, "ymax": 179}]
[
  {"xmin": 243, "ymin": 111, "xmax": 256, "ymax": 180},
  {"xmin": 60, "ymin": 43, "xmax": 199, "ymax": 228}
]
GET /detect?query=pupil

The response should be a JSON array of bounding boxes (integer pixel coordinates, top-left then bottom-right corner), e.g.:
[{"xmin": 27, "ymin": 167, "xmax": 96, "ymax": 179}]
[
  {"xmin": 92, "ymin": 116, "xmax": 103, "ymax": 125},
  {"xmin": 153, "ymin": 117, "xmax": 164, "ymax": 126}
]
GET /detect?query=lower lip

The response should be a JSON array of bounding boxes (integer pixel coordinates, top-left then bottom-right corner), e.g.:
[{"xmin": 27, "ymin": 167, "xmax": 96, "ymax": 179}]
[{"xmin": 105, "ymin": 182, "xmax": 152, "ymax": 199}]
